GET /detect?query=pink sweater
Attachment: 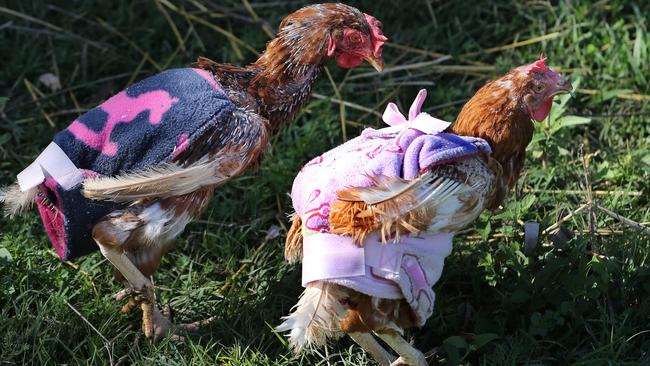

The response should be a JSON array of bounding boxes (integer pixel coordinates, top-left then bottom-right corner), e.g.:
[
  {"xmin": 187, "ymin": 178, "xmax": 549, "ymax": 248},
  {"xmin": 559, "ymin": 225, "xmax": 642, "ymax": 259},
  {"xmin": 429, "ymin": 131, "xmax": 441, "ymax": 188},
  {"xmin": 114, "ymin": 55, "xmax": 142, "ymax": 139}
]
[{"xmin": 292, "ymin": 90, "xmax": 491, "ymax": 326}]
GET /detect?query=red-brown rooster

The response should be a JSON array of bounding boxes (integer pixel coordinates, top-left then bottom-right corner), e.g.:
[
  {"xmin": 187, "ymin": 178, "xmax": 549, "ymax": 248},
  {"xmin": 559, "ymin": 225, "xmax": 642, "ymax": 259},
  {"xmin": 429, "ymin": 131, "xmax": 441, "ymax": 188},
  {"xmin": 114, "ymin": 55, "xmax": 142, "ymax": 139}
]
[
  {"xmin": 278, "ymin": 58, "xmax": 572, "ymax": 365},
  {"xmin": 0, "ymin": 3, "xmax": 386, "ymax": 340}
]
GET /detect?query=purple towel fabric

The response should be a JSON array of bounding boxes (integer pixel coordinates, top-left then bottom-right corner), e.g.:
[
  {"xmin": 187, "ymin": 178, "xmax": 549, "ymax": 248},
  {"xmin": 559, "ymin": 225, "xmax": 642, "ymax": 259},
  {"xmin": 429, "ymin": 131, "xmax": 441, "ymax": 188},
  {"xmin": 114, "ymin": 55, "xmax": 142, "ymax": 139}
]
[
  {"xmin": 29, "ymin": 68, "xmax": 234, "ymax": 260},
  {"xmin": 291, "ymin": 127, "xmax": 491, "ymax": 235}
]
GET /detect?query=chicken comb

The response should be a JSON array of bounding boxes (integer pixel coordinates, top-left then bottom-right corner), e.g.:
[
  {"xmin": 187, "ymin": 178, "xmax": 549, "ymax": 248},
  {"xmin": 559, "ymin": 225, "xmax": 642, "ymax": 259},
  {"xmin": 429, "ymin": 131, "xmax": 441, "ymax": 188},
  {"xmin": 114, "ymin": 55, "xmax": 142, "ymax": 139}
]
[
  {"xmin": 364, "ymin": 13, "xmax": 387, "ymax": 57},
  {"xmin": 525, "ymin": 54, "xmax": 549, "ymax": 74}
]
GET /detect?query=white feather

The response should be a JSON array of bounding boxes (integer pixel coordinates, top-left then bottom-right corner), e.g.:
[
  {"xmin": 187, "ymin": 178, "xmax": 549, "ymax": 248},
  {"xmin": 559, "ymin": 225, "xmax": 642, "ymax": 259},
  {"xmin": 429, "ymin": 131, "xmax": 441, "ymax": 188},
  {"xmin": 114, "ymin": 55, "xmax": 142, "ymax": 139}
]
[
  {"xmin": 0, "ymin": 183, "xmax": 37, "ymax": 217},
  {"xmin": 357, "ymin": 173, "xmax": 469, "ymax": 222},
  {"xmin": 411, "ymin": 175, "xmax": 468, "ymax": 212},
  {"xmin": 82, "ymin": 158, "xmax": 237, "ymax": 202},
  {"xmin": 355, "ymin": 174, "xmax": 424, "ymax": 205},
  {"xmin": 138, "ymin": 203, "xmax": 191, "ymax": 245},
  {"xmin": 276, "ymin": 283, "xmax": 346, "ymax": 352}
]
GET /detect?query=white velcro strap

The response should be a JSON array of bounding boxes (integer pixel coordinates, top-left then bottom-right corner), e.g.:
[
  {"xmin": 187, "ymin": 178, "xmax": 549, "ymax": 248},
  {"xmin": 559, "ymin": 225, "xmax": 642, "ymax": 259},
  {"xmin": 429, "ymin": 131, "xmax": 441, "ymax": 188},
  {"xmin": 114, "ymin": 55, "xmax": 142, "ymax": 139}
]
[
  {"xmin": 365, "ymin": 238, "xmax": 403, "ymax": 275},
  {"xmin": 16, "ymin": 142, "xmax": 83, "ymax": 191},
  {"xmin": 301, "ymin": 233, "xmax": 366, "ymax": 286}
]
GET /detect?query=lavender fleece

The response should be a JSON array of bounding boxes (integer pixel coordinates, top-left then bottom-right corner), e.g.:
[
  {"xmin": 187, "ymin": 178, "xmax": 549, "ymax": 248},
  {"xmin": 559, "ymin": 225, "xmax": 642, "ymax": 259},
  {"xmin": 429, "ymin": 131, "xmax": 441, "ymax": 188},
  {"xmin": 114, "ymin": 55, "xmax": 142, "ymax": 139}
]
[
  {"xmin": 292, "ymin": 118, "xmax": 491, "ymax": 325},
  {"xmin": 291, "ymin": 126, "xmax": 491, "ymax": 235},
  {"xmin": 32, "ymin": 68, "xmax": 234, "ymax": 260}
]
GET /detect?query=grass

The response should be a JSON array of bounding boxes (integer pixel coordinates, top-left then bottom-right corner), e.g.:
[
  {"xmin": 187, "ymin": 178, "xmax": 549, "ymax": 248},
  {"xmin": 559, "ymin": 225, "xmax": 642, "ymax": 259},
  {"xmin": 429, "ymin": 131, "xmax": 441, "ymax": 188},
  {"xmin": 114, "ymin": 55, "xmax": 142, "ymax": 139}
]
[{"xmin": 1, "ymin": 0, "xmax": 649, "ymax": 364}]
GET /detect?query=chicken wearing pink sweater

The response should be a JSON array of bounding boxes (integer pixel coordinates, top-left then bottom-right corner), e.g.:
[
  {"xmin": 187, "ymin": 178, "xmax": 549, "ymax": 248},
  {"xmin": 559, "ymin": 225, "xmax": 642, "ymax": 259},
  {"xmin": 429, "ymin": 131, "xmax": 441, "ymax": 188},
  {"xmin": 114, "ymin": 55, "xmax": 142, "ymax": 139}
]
[{"xmin": 278, "ymin": 59, "xmax": 572, "ymax": 365}]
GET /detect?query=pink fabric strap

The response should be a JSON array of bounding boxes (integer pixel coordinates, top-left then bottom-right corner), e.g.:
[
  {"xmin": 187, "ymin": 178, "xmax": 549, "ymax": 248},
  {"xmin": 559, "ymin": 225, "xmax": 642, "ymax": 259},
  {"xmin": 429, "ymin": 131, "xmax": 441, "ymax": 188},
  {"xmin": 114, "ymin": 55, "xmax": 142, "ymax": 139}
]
[
  {"xmin": 302, "ymin": 231, "xmax": 454, "ymax": 288},
  {"xmin": 17, "ymin": 142, "xmax": 83, "ymax": 191},
  {"xmin": 380, "ymin": 89, "xmax": 451, "ymax": 135},
  {"xmin": 302, "ymin": 233, "xmax": 365, "ymax": 286},
  {"xmin": 365, "ymin": 239, "xmax": 403, "ymax": 274}
]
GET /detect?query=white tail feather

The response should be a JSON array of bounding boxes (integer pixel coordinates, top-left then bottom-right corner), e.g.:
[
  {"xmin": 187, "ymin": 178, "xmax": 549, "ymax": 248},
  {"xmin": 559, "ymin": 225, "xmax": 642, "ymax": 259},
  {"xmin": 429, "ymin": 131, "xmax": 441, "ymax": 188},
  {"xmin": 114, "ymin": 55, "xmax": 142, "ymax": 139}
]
[
  {"xmin": 276, "ymin": 283, "xmax": 345, "ymax": 352},
  {"xmin": 82, "ymin": 159, "xmax": 237, "ymax": 202},
  {"xmin": 0, "ymin": 183, "xmax": 37, "ymax": 217},
  {"xmin": 356, "ymin": 174, "xmax": 423, "ymax": 205}
]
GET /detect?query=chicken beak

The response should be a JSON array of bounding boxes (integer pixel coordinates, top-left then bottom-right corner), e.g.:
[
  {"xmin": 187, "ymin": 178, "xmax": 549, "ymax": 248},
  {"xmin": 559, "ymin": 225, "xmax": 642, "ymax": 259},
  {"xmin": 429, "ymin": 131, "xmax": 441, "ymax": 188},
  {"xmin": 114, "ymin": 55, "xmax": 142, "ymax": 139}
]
[
  {"xmin": 555, "ymin": 77, "xmax": 573, "ymax": 95},
  {"xmin": 364, "ymin": 56, "xmax": 384, "ymax": 72}
]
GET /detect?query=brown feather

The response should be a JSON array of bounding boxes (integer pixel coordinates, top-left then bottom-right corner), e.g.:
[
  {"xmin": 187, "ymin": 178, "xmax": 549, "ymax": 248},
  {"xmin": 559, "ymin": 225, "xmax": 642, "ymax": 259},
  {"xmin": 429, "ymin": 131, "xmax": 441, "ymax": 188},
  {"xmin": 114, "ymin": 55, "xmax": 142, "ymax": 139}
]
[
  {"xmin": 284, "ymin": 214, "xmax": 303, "ymax": 263},
  {"xmin": 338, "ymin": 288, "xmax": 415, "ymax": 333},
  {"xmin": 329, "ymin": 194, "xmax": 432, "ymax": 245},
  {"xmin": 196, "ymin": 3, "xmax": 371, "ymax": 133},
  {"xmin": 451, "ymin": 68, "xmax": 536, "ymax": 207}
]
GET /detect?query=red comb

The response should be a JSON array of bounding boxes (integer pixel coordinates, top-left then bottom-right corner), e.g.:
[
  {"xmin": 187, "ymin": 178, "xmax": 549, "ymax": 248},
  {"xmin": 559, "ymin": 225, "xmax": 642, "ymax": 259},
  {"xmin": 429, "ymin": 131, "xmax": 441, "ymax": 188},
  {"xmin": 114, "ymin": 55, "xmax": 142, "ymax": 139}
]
[
  {"xmin": 525, "ymin": 54, "xmax": 548, "ymax": 74},
  {"xmin": 363, "ymin": 13, "xmax": 387, "ymax": 57}
]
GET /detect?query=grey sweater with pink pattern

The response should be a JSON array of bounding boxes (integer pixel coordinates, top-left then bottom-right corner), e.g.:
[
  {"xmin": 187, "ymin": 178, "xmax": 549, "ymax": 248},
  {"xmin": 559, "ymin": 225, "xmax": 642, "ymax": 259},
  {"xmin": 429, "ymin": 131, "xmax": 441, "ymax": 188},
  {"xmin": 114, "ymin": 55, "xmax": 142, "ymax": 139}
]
[{"xmin": 17, "ymin": 68, "xmax": 233, "ymax": 260}]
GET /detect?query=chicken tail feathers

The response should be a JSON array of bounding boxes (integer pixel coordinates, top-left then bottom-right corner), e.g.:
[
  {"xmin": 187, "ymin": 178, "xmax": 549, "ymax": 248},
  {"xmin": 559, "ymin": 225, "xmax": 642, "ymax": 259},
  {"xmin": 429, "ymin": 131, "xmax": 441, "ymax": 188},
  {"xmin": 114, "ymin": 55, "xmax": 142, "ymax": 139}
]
[
  {"xmin": 82, "ymin": 161, "xmax": 234, "ymax": 202},
  {"xmin": 330, "ymin": 173, "xmax": 468, "ymax": 243},
  {"xmin": 0, "ymin": 183, "xmax": 37, "ymax": 218},
  {"xmin": 276, "ymin": 283, "xmax": 345, "ymax": 353}
]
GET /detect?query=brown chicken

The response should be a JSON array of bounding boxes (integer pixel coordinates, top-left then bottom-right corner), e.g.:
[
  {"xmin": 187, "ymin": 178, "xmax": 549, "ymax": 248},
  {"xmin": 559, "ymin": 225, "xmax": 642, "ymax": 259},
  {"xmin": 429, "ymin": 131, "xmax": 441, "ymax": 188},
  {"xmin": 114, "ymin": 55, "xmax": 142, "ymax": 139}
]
[
  {"xmin": 278, "ymin": 58, "xmax": 572, "ymax": 365},
  {"xmin": 1, "ymin": 3, "xmax": 386, "ymax": 340}
]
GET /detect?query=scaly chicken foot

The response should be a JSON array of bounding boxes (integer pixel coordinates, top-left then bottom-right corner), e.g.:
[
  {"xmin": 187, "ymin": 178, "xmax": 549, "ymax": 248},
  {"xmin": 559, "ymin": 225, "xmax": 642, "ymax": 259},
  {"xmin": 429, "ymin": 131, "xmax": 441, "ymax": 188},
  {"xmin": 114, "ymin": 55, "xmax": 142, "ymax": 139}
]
[
  {"xmin": 96, "ymin": 241, "xmax": 170, "ymax": 339},
  {"xmin": 114, "ymin": 287, "xmax": 147, "ymax": 313},
  {"xmin": 92, "ymin": 219, "xmax": 181, "ymax": 342},
  {"xmin": 114, "ymin": 286, "xmax": 214, "ymax": 336}
]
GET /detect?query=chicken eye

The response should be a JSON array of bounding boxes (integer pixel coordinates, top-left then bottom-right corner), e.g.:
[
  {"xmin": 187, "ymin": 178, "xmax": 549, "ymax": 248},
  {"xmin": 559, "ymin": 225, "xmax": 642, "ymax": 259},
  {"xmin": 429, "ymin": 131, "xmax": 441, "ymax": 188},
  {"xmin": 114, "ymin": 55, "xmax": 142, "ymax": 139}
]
[
  {"xmin": 534, "ymin": 83, "xmax": 546, "ymax": 93},
  {"xmin": 349, "ymin": 33, "xmax": 362, "ymax": 44}
]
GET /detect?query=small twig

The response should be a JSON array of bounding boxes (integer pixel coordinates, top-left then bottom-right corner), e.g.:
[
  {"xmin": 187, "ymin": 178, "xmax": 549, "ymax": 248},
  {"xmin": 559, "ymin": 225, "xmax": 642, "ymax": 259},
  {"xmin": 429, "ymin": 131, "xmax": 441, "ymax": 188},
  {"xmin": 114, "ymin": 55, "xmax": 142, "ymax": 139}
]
[
  {"xmin": 65, "ymin": 300, "xmax": 114, "ymax": 366},
  {"xmin": 579, "ymin": 145, "xmax": 594, "ymax": 205},
  {"xmin": 350, "ymin": 56, "xmax": 474, "ymax": 80},
  {"xmin": 115, "ymin": 333, "xmax": 140, "ymax": 366},
  {"xmin": 47, "ymin": 249, "xmax": 78, "ymax": 269},
  {"xmin": 23, "ymin": 79, "xmax": 55, "ymax": 127},
  {"xmin": 14, "ymin": 108, "xmax": 90, "ymax": 124},
  {"xmin": 158, "ymin": 0, "xmax": 259, "ymax": 57},
  {"xmin": 312, "ymin": 93, "xmax": 382, "ymax": 117},
  {"xmin": 580, "ymin": 144, "xmax": 599, "ymax": 252},
  {"xmin": 460, "ymin": 31, "xmax": 562, "ymax": 57},
  {"xmin": 96, "ymin": 18, "xmax": 163, "ymax": 72},
  {"xmin": 126, "ymin": 53, "xmax": 149, "ymax": 86},
  {"xmin": 154, "ymin": 0, "xmax": 186, "ymax": 51},
  {"xmin": 423, "ymin": 0, "xmax": 438, "ymax": 28},
  {"xmin": 428, "ymin": 98, "xmax": 469, "ymax": 111},
  {"xmin": 542, "ymin": 203, "xmax": 590, "ymax": 235},
  {"xmin": 383, "ymin": 43, "xmax": 489, "ymax": 66},
  {"xmin": 0, "ymin": 5, "xmax": 104, "ymax": 49},
  {"xmin": 593, "ymin": 204, "xmax": 650, "ymax": 237},
  {"xmin": 240, "ymin": 0, "xmax": 275, "ymax": 39},
  {"xmin": 7, "ymin": 72, "xmax": 146, "ymax": 113},
  {"xmin": 323, "ymin": 66, "xmax": 347, "ymax": 141},
  {"xmin": 464, "ymin": 227, "xmax": 624, "ymax": 243},
  {"xmin": 522, "ymin": 188, "xmax": 643, "ymax": 197},
  {"xmin": 161, "ymin": 25, "xmax": 195, "ymax": 70},
  {"xmin": 576, "ymin": 88, "xmax": 650, "ymax": 101}
]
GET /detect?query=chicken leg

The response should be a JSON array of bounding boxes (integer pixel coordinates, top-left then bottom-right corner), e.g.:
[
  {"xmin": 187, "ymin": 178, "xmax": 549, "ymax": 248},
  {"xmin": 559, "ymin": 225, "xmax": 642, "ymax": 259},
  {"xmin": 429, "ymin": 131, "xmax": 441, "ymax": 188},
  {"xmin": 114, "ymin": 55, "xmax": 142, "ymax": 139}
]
[
  {"xmin": 375, "ymin": 331, "xmax": 427, "ymax": 366},
  {"xmin": 96, "ymin": 237, "xmax": 175, "ymax": 339},
  {"xmin": 92, "ymin": 210, "xmax": 180, "ymax": 340},
  {"xmin": 349, "ymin": 332, "xmax": 396, "ymax": 366}
]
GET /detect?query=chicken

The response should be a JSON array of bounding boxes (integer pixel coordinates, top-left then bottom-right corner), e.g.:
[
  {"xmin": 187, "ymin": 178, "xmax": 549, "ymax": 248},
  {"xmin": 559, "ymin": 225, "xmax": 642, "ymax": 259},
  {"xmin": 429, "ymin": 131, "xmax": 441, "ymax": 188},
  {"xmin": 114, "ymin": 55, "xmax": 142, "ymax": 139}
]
[
  {"xmin": 277, "ymin": 58, "xmax": 572, "ymax": 366},
  {"xmin": 0, "ymin": 3, "xmax": 387, "ymax": 340}
]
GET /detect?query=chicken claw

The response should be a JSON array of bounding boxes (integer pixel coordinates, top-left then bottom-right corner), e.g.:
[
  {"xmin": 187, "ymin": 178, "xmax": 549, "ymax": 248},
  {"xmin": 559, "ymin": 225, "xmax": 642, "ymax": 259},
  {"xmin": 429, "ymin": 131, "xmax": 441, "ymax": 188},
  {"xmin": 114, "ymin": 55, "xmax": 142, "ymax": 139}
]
[{"xmin": 114, "ymin": 288, "xmax": 145, "ymax": 313}]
